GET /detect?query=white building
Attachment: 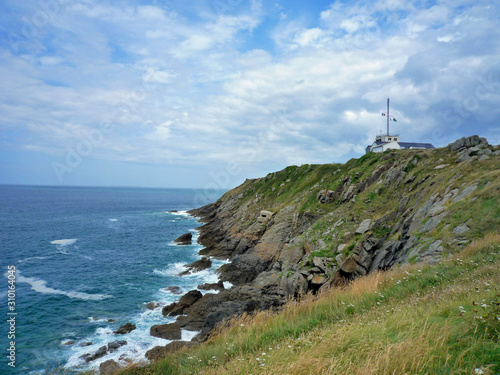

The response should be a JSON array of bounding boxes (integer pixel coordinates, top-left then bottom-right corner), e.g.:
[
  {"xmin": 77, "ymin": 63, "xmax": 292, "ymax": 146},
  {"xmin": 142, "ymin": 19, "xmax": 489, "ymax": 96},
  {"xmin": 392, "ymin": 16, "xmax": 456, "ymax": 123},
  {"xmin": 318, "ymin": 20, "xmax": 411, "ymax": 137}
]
[{"xmin": 365, "ymin": 134, "xmax": 435, "ymax": 153}]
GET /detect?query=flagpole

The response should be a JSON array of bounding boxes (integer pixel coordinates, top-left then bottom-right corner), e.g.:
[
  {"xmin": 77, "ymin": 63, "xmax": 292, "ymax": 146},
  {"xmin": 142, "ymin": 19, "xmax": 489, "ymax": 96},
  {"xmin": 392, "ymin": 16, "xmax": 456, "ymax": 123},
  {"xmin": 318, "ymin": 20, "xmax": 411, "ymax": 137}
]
[{"xmin": 387, "ymin": 98, "xmax": 390, "ymax": 136}]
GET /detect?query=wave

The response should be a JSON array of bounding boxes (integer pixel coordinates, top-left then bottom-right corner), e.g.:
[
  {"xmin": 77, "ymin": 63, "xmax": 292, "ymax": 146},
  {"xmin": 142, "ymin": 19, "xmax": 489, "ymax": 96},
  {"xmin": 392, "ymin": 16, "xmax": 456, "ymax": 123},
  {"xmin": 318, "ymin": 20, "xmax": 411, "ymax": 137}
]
[
  {"xmin": 18, "ymin": 256, "xmax": 48, "ymax": 264},
  {"xmin": 108, "ymin": 218, "xmax": 118, "ymax": 222},
  {"xmin": 153, "ymin": 262, "xmax": 186, "ymax": 277},
  {"xmin": 168, "ymin": 210, "xmax": 190, "ymax": 217},
  {"xmin": 51, "ymin": 239, "xmax": 77, "ymax": 246},
  {"xmin": 15, "ymin": 271, "xmax": 112, "ymax": 301}
]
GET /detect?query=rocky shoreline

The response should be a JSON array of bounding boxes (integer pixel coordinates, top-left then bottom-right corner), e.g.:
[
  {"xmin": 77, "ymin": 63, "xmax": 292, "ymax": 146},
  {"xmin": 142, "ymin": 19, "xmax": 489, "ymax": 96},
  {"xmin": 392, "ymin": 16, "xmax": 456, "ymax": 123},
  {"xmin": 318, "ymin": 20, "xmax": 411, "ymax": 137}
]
[{"xmin": 87, "ymin": 135, "xmax": 500, "ymax": 372}]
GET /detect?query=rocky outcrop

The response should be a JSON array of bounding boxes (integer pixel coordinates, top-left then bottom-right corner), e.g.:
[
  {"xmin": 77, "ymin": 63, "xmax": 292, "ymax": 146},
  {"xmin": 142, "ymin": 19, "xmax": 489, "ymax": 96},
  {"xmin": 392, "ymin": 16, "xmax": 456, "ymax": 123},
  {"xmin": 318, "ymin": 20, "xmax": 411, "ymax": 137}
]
[
  {"xmin": 179, "ymin": 258, "xmax": 212, "ymax": 276},
  {"xmin": 150, "ymin": 322, "xmax": 182, "ymax": 340},
  {"xmin": 162, "ymin": 290, "xmax": 203, "ymax": 317},
  {"xmin": 145, "ymin": 341, "xmax": 196, "ymax": 362},
  {"xmin": 174, "ymin": 233, "xmax": 192, "ymax": 245},
  {"xmin": 99, "ymin": 359, "xmax": 121, "ymax": 375},
  {"xmin": 113, "ymin": 323, "xmax": 136, "ymax": 335}
]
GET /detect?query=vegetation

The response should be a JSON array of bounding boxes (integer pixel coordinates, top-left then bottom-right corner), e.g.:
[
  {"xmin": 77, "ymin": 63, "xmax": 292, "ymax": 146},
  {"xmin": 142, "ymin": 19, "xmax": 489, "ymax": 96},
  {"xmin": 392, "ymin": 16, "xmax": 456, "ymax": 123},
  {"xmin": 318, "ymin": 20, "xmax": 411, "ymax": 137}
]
[{"xmin": 116, "ymin": 234, "xmax": 500, "ymax": 375}]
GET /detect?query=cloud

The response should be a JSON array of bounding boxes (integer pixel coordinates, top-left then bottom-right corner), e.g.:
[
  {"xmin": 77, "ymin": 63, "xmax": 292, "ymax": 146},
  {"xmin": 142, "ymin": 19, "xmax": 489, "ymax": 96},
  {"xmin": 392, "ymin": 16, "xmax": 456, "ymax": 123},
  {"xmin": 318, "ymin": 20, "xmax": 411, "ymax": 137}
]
[{"xmin": 1, "ymin": 0, "xmax": 499, "ymax": 187}]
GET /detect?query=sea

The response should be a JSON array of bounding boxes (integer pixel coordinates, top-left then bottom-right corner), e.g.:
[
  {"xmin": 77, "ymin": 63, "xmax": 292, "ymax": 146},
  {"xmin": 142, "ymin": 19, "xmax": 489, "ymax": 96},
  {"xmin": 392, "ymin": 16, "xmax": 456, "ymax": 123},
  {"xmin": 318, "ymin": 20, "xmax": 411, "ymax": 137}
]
[{"xmin": 0, "ymin": 185, "xmax": 226, "ymax": 374}]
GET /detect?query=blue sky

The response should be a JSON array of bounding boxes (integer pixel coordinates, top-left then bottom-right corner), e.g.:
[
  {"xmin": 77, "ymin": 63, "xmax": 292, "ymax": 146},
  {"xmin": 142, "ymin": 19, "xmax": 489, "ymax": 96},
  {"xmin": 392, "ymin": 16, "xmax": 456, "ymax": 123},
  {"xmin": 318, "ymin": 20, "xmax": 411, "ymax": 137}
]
[{"xmin": 1, "ymin": 0, "xmax": 499, "ymax": 189}]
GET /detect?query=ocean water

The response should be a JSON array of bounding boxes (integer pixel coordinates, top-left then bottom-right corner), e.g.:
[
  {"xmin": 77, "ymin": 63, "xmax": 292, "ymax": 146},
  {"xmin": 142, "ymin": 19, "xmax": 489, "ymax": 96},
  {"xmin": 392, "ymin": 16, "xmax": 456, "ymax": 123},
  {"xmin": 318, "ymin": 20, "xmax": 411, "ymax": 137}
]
[{"xmin": 0, "ymin": 185, "xmax": 225, "ymax": 374}]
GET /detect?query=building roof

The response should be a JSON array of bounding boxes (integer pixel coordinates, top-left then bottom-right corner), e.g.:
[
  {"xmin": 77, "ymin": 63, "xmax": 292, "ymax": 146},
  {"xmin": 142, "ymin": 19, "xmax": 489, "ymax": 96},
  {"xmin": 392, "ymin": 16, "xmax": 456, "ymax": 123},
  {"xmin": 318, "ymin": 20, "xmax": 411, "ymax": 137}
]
[{"xmin": 398, "ymin": 142, "xmax": 435, "ymax": 149}]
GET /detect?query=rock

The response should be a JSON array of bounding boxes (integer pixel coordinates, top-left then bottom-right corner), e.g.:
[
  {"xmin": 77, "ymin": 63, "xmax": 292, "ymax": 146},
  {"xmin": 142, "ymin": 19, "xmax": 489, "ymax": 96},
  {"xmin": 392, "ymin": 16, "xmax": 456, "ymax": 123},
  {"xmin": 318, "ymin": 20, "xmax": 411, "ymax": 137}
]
[
  {"xmin": 310, "ymin": 275, "xmax": 328, "ymax": 285},
  {"xmin": 85, "ymin": 345, "xmax": 107, "ymax": 362},
  {"xmin": 99, "ymin": 359, "xmax": 121, "ymax": 375},
  {"xmin": 448, "ymin": 135, "xmax": 488, "ymax": 151},
  {"xmin": 453, "ymin": 224, "xmax": 470, "ymax": 235},
  {"xmin": 342, "ymin": 185, "xmax": 356, "ymax": 202},
  {"xmin": 451, "ymin": 182, "xmax": 478, "ymax": 203},
  {"xmin": 317, "ymin": 189, "xmax": 335, "ymax": 204},
  {"xmin": 166, "ymin": 286, "xmax": 183, "ymax": 294},
  {"xmin": 493, "ymin": 150, "xmax": 500, "ymax": 156},
  {"xmin": 107, "ymin": 340, "xmax": 127, "ymax": 352},
  {"xmin": 423, "ymin": 240, "xmax": 444, "ymax": 256},
  {"xmin": 114, "ymin": 322, "xmax": 136, "ymax": 335},
  {"xmin": 168, "ymin": 290, "xmax": 203, "ymax": 316},
  {"xmin": 478, "ymin": 148, "xmax": 492, "ymax": 155},
  {"xmin": 162, "ymin": 302, "xmax": 178, "ymax": 316},
  {"xmin": 150, "ymin": 322, "xmax": 182, "ymax": 340},
  {"xmin": 338, "ymin": 244, "xmax": 346, "ymax": 252},
  {"xmin": 312, "ymin": 257, "xmax": 331, "ymax": 271},
  {"xmin": 355, "ymin": 219, "xmax": 372, "ymax": 234},
  {"xmin": 478, "ymin": 154, "xmax": 490, "ymax": 161},
  {"xmin": 80, "ymin": 342, "xmax": 93, "ymax": 347},
  {"xmin": 198, "ymin": 280, "xmax": 225, "ymax": 291},
  {"xmin": 108, "ymin": 319, "xmax": 115, "ymax": 323},
  {"xmin": 174, "ymin": 232, "xmax": 192, "ymax": 245},
  {"xmin": 62, "ymin": 340, "xmax": 75, "ymax": 346},
  {"xmin": 456, "ymin": 152, "xmax": 472, "ymax": 163},
  {"xmin": 179, "ymin": 257, "xmax": 212, "ymax": 276},
  {"xmin": 145, "ymin": 341, "xmax": 196, "ymax": 362},
  {"xmin": 434, "ymin": 164, "xmax": 449, "ymax": 170},
  {"xmin": 146, "ymin": 301, "xmax": 160, "ymax": 310}
]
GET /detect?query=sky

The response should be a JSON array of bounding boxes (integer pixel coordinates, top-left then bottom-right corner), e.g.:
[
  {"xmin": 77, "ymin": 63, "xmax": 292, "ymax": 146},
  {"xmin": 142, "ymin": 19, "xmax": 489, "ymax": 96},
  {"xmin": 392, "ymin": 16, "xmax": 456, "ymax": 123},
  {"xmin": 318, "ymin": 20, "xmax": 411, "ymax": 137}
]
[{"xmin": 0, "ymin": 0, "xmax": 499, "ymax": 190}]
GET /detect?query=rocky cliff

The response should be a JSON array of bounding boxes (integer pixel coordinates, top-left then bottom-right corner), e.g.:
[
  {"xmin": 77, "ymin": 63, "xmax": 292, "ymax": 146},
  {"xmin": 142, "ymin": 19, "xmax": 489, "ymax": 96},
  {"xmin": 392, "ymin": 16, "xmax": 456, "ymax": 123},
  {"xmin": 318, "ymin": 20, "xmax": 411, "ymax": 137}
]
[{"xmin": 147, "ymin": 135, "xmax": 500, "ymax": 358}]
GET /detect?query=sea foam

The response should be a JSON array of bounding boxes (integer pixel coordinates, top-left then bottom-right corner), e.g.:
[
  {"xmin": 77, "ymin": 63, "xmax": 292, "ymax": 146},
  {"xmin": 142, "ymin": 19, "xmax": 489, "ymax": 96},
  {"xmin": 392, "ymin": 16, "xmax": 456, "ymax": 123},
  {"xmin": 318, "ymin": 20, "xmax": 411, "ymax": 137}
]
[
  {"xmin": 51, "ymin": 239, "xmax": 77, "ymax": 246},
  {"xmin": 15, "ymin": 271, "xmax": 112, "ymax": 301}
]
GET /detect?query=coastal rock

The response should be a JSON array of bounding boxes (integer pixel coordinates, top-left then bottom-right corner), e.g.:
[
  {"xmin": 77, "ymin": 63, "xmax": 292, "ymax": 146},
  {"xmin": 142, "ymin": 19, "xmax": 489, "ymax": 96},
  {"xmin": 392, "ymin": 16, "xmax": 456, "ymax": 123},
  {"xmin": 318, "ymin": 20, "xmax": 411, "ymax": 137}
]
[
  {"xmin": 84, "ymin": 345, "xmax": 107, "ymax": 362},
  {"xmin": 113, "ymin": 322, "xmax": 136, "ymax": 335},
  {"xmin": 146, "ymin": 301, "xmax": 160, "ymax": 310},
  {"xmin": 166, "ymin": 286, "xmax": 182, "ymax": 294},
  {"xmin": 107, "ymin": 340, "xmax": 127, "ymax": 352},
  {"xmin": 198, "ymin": 280, "xmax": 225, "ymax": 291},
  {"xmin": 62, "ymin": 340, "xmax": 75, "ymax": 346},
  {"xmin": 179, "ymin": 257, "xmax": 212, "ymax": 276},
  {"xmin": 145, "ymin": 341, "xmax": 196, "ymax": 362},
  {"xmin": 150, "ymin": 322, "xmax": 182, "ymax": 340},
  {"xmin": 99, "ymin": 359, "xmax": 121, "ymax": 375},
  {"xmin": 174, "ymin": 232, "xmax": 192, "ymax": 245},
  {"xmin": 167, "ymin": 290, "xmax": 203, "ymax": 316}
]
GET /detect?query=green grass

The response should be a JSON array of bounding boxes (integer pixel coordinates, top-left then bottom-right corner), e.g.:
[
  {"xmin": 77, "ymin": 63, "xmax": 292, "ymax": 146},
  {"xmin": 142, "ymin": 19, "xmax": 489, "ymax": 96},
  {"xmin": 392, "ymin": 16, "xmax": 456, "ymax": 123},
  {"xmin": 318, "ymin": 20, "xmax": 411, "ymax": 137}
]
[{"xmin": 114, "ymin": 234, "xmax": 500, "ymax": 375}]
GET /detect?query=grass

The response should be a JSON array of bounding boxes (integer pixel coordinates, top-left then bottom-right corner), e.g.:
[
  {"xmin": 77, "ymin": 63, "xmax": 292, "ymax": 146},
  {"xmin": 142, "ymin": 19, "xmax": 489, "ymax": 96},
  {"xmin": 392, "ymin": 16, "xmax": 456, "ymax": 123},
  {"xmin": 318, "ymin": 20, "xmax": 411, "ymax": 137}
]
[{"xmin": 115, "ymin": 233, "xmax": 500, "ymax": 375}]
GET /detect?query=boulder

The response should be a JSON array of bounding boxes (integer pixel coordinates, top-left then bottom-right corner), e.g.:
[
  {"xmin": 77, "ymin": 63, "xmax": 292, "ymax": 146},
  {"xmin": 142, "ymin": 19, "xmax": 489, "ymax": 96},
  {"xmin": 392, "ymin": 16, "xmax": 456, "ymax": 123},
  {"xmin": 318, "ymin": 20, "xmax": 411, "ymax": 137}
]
[
  {"xmin": 355, "ymin": 219, "xmax": 372, "ymax": 234},
  {"xmin": 162, "ymin": 302, "xmax": 177, "ymax": 316},
  {"xmin": 84, "ymin": 345, "xmax": 107, "ymax": 362},
  {"xmin": 146, "ymin": 301, "xmax": 160, "ymax": 310},
  {"xmin": 317, "ymin": 189, "xmax": 335, "ymax": 204},
  {"xmin": 179, "ymin": 258, "xmax": 212, "ymax": 276},
  {"xmin": 168, "ymin": 290, "xmax": 203, "ymax": 316},
  {"xmin": 150, "ymin": 322, "xmax": 182, "ymax": 340},
  {"xmin": 448, "ymin": 135, "xmax": 488, "ymax": 151},
  {"xmin": 113, "ymin": 322, "xmax": 136, "ymax": 335},
  {"xmin": 166, "ymin": 286, "xmax": 182, "ymax": 294},
  {"xmin": 174, "ymin": 233, "xmax": 192, "ymax": 245},
  {"xmin": 453, "ymin": 224, "xmax": 470, "ymax": 235},
  {"xmin": 145, "ymin": 341, "xmax": 196, "ymax": 362},
  {"xmin": 198, "ymin": 280, "xmax": 225, "ymax": 291},
  {"xmin": 257, "ymin": 210, "xmax": 273, "ymax": 223},
  {"xmin": 107, "ymin": 340, "xmax": 127, "ymax": 352},
  {"xmin": 99, "ymin": 359, "xmax": 121, "ymax": 375}
]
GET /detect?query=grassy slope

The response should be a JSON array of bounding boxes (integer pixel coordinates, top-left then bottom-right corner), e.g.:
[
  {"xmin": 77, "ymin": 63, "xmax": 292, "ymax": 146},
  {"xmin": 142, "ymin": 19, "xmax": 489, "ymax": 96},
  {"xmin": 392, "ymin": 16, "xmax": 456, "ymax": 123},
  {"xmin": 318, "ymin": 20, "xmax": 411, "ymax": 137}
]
[{"xmin": 119, "ymin": 234, "xmax": 499, "ymax": 375}]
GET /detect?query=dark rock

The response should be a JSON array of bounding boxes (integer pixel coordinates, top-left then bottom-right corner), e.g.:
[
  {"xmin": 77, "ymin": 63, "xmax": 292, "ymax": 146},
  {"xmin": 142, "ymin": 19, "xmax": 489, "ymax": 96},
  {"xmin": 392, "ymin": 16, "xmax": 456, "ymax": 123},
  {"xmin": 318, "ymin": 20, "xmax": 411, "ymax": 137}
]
[
  {"xmin": 174, "ymin": 232, "xmax": 192, "ymax": 245},
  {"xmin": 146, "ymin": 301, "xmax": 160, "ymax": 310},
  {"xmin": 198, "ymin": 279, "xmax": 225, "ymax": 291},
  {"xmin": 99, "ymin": 359, "xmax": 121, "ymax": 375},
  {"xmin": 80, "ymin": 341, "xmax": 93, "ymax": 347},
  {"xmin": 84, "ymin": 345, "xmax": 107, "ymax": 362},
  {"xmin": 108, "ymin": 319, "xmax": 115, "ymax": 323},
  {"xmin": 449, "ymin": 135, "xmax": 488, "ymax": 151},
  {"xmin": 150, "ymin": 322, "xmax": 182, "ymax": 340},
  {"xmin": 179, "ymin": 257, "xmax": 212, "ymax": 276},
  {"xmin": 145, "ymin": 341, "xmax": 196, "ymax": 362},
  {"xmin": 107, "ymin": 340, "xmax": 127, "ymax": 352},
  {"xmin": 62, "ymin": 340, "xmax": 75, "ymax": 346},
  {"xmin": 113, "ymin": 322, "xmax": 136, "ymax": 335},
  {"xmin": 166, "ymin": 286, "xmax": 183, "ymax": 294},
  {"xmin": 162, "ymin": 302, "xmax": 178, "ymax": 316},
  {"xmin": 168, "ymin": 290, "xmax": 203, "ymax": 316}
]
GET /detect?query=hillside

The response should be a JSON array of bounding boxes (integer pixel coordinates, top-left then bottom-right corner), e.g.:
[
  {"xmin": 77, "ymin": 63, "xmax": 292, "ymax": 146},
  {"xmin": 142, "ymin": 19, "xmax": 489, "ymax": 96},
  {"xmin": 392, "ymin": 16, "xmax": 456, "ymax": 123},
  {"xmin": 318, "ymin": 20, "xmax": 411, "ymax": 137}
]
[{"xmin": 101, "ymin": 135, "xmax": 499, "ymax": 375}]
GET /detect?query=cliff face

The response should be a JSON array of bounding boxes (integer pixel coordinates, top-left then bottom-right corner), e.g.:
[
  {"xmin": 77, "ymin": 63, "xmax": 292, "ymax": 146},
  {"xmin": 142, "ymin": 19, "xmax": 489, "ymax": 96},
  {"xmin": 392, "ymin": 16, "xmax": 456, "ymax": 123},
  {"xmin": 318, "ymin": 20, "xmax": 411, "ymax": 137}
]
[{"xmin": 171, "ymin": 135, "xmax": 500, "ymax": 342}]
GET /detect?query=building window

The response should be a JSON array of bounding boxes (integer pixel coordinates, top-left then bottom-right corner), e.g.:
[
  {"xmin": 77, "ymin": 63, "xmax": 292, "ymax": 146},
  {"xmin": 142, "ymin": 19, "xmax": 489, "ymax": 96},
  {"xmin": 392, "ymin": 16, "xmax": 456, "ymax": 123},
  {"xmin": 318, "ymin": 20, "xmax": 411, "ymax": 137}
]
[{"xmin": 388, "ymin": 138, "xmax": 392, "ymax": 141}]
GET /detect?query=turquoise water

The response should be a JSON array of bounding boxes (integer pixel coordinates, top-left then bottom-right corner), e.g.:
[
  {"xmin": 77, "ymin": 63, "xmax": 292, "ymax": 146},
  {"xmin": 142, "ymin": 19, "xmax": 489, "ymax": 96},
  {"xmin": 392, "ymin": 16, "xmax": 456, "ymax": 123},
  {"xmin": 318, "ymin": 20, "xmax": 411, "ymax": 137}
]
[{"xmin": 0, "ymin": 186, "xmax": 224, "ymax": 374}]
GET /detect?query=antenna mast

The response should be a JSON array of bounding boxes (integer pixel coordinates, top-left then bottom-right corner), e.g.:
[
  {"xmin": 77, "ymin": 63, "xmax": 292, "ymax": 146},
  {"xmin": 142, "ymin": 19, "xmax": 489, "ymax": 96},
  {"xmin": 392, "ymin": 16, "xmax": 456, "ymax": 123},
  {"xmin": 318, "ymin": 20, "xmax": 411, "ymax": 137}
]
[{"xmin": 387, "ymin": 98, "xmax": 390, "ymax": 136}]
